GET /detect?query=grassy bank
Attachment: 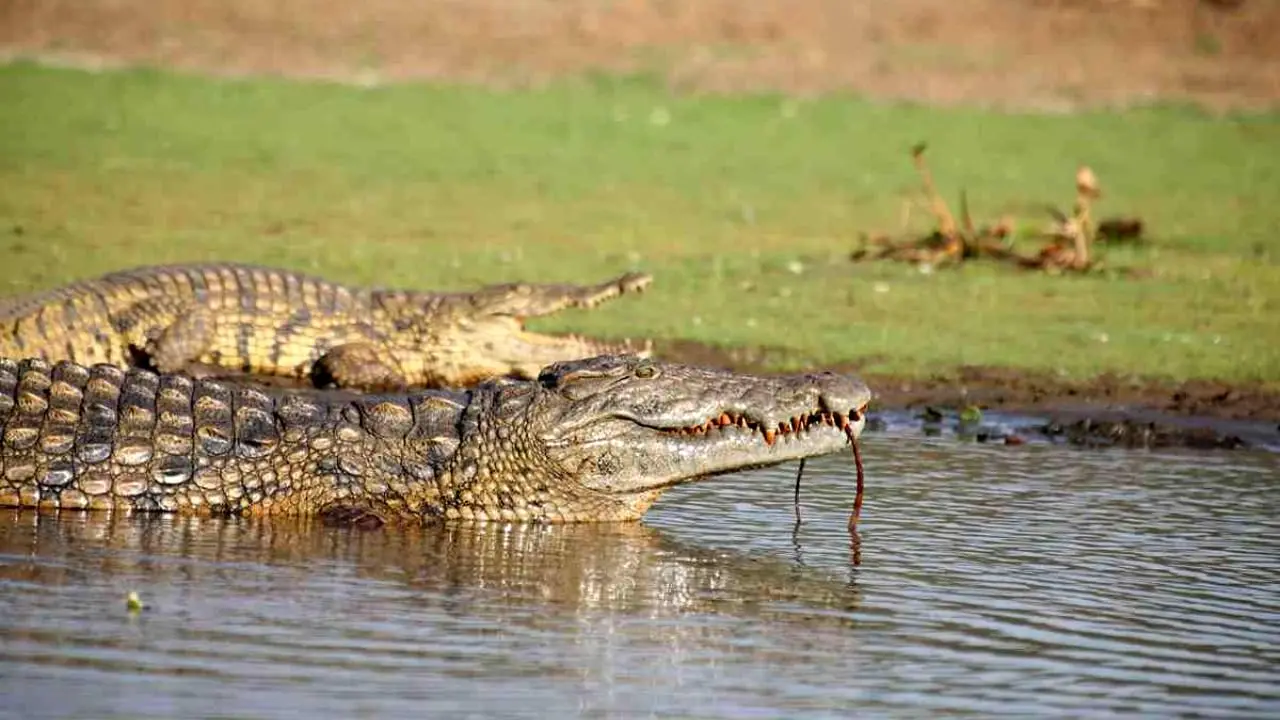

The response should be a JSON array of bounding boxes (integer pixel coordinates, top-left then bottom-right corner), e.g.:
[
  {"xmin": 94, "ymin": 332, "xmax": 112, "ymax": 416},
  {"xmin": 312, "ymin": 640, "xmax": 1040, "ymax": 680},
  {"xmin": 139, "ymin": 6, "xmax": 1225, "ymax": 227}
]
[{"xmin": 1, "ymin": 63, "xmax": 1277, "ymax": 382}]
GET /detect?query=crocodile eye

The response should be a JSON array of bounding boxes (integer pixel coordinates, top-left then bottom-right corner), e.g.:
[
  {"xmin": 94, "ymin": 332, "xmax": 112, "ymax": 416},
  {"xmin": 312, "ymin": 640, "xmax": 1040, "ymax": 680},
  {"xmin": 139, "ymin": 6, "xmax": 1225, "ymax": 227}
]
[{"xmin": 633, "ymin": 364, "xmax": 658, "ymax": 379}]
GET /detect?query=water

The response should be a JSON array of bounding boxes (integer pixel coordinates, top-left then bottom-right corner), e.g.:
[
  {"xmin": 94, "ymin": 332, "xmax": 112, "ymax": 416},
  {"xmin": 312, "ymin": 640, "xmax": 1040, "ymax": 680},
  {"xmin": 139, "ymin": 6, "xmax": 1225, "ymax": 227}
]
[{"xmin": 2, "ymin": 433, "xmax": 1278, "ymax": 718}]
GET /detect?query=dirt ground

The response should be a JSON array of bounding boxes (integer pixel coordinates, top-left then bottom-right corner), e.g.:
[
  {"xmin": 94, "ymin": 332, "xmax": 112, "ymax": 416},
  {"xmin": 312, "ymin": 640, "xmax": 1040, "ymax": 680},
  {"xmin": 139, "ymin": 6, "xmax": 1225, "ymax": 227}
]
[
  {"xmin": 1, "ymin": 0, "xmax": 1276, "ymax": 428},
  {"xmin": 656, "ymin": 339, "xmax": 1280, "ymax": 423},
  {"xmin": 1, "ymin": 0, "xmax": 1277, "ymax": 110}
]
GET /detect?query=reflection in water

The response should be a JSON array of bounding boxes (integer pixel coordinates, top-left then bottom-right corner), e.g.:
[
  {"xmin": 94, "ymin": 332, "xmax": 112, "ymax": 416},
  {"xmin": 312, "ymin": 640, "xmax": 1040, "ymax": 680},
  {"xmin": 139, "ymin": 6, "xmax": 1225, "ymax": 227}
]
[
  {"xmin": 2, "ymin": 433, "xmax": 1279, "ymax": 718},
  {"xmin": 0, "ymin": 509, "xmax": 862, "ymax": 616},
  {"xmin": 0, "ymin": 509, "xmax": 865, "ymax": 719}
]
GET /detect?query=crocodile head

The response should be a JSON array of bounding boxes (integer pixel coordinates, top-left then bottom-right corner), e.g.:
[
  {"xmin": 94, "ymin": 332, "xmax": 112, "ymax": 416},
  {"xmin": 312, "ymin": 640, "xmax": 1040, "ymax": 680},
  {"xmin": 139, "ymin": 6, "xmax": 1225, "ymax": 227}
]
[
  {"xmin": 457, "ymin": 355, "xmax": 872, "ymax": 523},
  {"xmin": 383, "ymin": 273, "xmax": 653, "ymax": 388}
]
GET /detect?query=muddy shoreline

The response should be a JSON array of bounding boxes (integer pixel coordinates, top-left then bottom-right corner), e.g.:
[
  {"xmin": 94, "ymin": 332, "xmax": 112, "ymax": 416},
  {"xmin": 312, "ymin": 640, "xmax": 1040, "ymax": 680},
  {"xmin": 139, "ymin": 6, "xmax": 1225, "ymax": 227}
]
[
  {"xmin": 656, "ymin": 339, "xmax": 1280, "ymax": 422},
  {"xmin": 655, "ymin": 339, "xmax": 1280, "ymax": 451}
]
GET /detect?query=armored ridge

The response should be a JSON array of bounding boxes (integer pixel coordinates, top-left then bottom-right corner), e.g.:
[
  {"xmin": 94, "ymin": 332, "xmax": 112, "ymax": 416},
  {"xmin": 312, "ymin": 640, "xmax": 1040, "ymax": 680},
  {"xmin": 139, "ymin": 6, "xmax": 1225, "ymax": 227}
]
[
  {"xmin": 0, "ymin": 355, "xmax": 870, "ymax": 524},
  {"xmin": 0, "ymin": 263, "xmax": 652, "ymax": 390}
]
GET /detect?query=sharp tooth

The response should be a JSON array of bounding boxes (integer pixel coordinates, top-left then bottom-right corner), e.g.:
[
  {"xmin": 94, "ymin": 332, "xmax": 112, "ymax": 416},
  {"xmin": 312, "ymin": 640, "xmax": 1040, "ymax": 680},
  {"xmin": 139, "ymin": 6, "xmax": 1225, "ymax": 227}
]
[
  {"xmin": 738, "ymin": 417, "xmax": 748, "ymax": 428},
  {"xmin": 778, "ymin": 422, "xmax": 789, "ymax": 435},
  {"xmin": 836, "ymin": 413, "xmax": 848, "ymax": 430},
  {"xmin": 718, "ymin": 413, "xmax": 732, "ymax": 426},
  {"xmin": 764, "ymin": 429, "xmax": 776, "ymax": 446},
  {"xmin": 791, "ymin": 417, "xmax": 801, "ymax": 433}
]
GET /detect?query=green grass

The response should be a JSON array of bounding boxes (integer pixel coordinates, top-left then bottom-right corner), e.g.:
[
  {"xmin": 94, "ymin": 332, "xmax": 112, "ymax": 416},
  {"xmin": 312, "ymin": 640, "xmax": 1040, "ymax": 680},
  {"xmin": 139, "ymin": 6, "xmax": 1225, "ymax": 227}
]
[{"xmin": 1, "ymin": 62, "xmax": 1278, "ymax": 383}]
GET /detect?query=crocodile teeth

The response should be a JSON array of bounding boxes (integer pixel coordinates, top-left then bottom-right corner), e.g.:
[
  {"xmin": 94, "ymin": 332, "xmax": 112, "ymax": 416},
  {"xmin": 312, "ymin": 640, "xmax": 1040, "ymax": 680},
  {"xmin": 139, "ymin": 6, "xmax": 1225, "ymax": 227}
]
[{"xmin": 665, "ymin": 408, "xmax": 858, "ymax": 446}]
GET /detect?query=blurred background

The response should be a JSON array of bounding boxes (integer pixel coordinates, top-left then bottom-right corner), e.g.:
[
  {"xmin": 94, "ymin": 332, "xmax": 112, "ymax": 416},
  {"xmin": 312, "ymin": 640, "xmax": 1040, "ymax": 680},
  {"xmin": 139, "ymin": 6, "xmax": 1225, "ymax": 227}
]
[
  {"xmin": 2, "ymin": 0, "xmax": 1275, "ymax": 109},
  {"xmin": 1, "ymin": 0, "xmax": 1277, "ymax": 387}
]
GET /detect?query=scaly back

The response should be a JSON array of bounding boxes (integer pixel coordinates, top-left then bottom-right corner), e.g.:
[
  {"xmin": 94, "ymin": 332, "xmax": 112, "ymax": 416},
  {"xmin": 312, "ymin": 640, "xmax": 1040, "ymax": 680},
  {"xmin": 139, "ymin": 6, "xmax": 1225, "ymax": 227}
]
[{"xmin": 0, "ymin": 263, "xmax": 380, "ymax": 369}]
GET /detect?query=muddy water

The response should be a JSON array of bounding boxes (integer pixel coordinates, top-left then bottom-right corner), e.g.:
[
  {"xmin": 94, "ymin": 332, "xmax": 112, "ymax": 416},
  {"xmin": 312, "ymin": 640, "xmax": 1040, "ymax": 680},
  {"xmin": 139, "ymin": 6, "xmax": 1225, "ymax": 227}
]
[{"xmin": 1, "ymin": 434, "xmax": 1278, "ymax": 718}]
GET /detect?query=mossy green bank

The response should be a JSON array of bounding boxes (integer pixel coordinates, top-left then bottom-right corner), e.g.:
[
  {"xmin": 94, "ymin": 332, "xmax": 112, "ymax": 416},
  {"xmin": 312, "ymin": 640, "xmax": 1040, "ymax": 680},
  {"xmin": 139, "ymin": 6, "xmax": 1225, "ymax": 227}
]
[{"xmin": 1, "ymin": 63, "xmax": 1277, "ymax": 382}]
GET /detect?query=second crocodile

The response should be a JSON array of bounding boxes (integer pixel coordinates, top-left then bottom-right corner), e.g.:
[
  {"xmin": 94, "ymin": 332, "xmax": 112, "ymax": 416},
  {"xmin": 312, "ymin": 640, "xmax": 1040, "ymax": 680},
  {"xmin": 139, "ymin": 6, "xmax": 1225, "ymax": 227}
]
[
  {"xmin": 0, "ymin": 355, "xmax": 871, "ymax": 524},
  {"xmin": 0, "ymin": 263, "xmax": 652, "ymax": 390}
]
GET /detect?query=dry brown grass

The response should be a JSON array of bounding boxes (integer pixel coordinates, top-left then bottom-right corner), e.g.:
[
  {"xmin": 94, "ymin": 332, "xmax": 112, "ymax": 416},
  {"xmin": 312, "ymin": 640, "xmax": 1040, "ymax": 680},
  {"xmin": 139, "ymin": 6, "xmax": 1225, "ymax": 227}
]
[{"xmin": 1, "ymin": 0, "xmax": 1277, "ymax": 109}]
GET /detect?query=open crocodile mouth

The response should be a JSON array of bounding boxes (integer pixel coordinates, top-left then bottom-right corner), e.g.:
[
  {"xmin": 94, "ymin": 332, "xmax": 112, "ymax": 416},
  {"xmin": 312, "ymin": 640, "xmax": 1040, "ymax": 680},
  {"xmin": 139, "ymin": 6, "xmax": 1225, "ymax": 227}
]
[{"xmin": 661, "ymin": 406, "xmax": 867, "ymax": 446}]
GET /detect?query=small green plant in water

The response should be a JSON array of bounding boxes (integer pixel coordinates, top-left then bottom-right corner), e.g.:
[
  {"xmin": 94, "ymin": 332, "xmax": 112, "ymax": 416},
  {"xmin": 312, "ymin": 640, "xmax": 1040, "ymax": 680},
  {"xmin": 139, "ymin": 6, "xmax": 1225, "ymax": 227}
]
[{"xmin": 126, "ymin": 591, "xmax": 145, "ymax": 613}]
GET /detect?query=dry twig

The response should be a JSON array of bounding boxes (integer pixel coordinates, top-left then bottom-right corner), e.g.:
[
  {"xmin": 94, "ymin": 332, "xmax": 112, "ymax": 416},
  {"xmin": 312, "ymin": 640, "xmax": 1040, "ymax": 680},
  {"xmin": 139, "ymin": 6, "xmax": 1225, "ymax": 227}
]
[{"xmin": 852, "ymin": 145, "xmax": 1141, "ymax": 273}]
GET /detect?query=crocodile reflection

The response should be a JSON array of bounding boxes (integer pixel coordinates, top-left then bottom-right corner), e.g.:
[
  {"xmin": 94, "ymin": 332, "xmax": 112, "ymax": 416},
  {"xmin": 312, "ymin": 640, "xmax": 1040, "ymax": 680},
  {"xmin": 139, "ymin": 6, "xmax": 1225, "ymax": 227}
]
[{"xmin": 0, "ymin": 510, "xmax": 861, "ymax": 622}]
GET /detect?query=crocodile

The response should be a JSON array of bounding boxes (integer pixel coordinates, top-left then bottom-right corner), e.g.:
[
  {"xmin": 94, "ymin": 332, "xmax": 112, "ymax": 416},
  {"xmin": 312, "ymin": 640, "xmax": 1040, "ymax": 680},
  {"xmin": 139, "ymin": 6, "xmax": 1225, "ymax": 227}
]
[
  {"xmin": 0, "ymin": 263, "xmax": 652, "ymax": 391},
  {"xmin": 0, "ymin": 354, "xmax": 871, "ymax": 524}
]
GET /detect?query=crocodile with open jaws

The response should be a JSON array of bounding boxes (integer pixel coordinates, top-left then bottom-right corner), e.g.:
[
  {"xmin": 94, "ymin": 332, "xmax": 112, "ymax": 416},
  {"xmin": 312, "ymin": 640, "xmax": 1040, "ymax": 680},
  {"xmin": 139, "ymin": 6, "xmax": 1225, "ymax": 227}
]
[
  {"xmin": 0, "ymin": 263, "xmax": 651, "ymax": 390},
  {"xmin": 0, "ymin": 355, "xmax": 871, "ymax": 524}
]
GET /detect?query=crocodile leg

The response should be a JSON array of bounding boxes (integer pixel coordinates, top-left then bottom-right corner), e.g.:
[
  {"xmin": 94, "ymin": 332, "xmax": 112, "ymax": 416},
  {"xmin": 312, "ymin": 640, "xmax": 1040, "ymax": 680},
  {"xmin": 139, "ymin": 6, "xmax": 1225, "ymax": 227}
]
[
  {"xmin": 147, "ymin": 307, "xmax": 218, "ymax": 374},
  {"xmin": 112, "ymin": 297, "xmax": 218, "ymax": 374},
  {"xmin": 311, "ymin": 343, "xmax": 409, "ymax": 391}
]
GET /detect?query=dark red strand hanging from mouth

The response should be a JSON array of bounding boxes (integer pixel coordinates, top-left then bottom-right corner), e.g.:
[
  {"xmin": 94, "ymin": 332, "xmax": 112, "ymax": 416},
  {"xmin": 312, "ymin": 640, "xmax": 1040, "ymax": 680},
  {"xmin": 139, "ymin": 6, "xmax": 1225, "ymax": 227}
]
[
  {"xmin": 847, "ymin": 426, "xmax": 865, "ymax": 533},
  {"xmin": 792, "ymin": 457, "xmax": 807, "ymax": 526},
  {"xmin": 791, "ymin": 412, "xmax": 866, "ymax": 534}
]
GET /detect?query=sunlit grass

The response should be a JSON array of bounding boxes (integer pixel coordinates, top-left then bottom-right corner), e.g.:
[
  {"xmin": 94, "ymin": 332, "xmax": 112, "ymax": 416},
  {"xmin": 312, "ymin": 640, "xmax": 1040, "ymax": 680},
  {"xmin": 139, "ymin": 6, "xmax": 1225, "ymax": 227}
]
[{"xmin": 1, "ymin": 63, "xmax": 1277, "ymax": 382}]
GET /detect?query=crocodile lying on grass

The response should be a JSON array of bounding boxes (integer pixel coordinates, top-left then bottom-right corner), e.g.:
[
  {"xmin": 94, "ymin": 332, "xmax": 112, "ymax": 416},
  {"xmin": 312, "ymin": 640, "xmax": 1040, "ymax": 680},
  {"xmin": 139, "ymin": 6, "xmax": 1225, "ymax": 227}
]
[
  {"xmin": 0, "ymin": 355, "xmax": 871, "ymax": 524},
  {"xmin": 0, "ymin": 263, "xmax": 651, "ymax": 390}
]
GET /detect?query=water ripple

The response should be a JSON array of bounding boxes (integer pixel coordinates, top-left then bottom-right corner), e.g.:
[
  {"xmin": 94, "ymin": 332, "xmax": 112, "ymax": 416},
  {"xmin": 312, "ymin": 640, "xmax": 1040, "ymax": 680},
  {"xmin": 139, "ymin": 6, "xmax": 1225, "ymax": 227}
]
[{"xmin": 2, "ymin": 433, "xmax": 1278, "ymax": 718}]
